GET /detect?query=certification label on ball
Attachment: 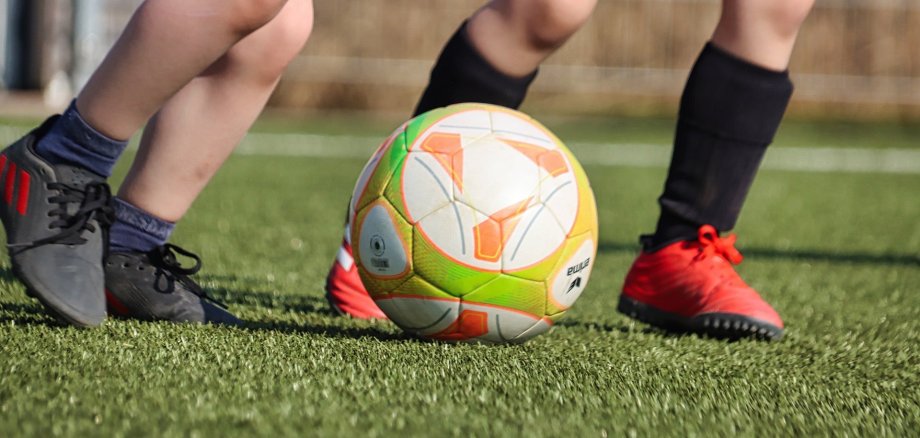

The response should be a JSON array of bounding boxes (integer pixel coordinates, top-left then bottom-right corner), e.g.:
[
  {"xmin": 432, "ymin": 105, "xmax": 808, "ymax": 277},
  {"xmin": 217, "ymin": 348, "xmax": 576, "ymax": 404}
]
[{"xmin": 359, "ymin": 204, "xmax": 408, "ymax": 277}]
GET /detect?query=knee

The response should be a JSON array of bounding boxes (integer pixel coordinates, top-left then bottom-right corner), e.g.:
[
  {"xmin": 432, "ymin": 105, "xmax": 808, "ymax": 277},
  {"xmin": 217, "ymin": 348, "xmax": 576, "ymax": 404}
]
[
  {"xmin": 265, "ymin": 4, "xmax": 313, "ymax": 67},
  {"xmin": 228, "ymin": 4, "xmax": 313, "ymax": 84},
  {"xmin": 514, "ymin": 0, "xmax": 597, "ymax": 49},
  {"xmin": 753, "ymin": 0, "xmax": 814, "ymax": 39},
  {"xmin": 227, "ymin": 0, "xmax": 290, "ymax": 34}
]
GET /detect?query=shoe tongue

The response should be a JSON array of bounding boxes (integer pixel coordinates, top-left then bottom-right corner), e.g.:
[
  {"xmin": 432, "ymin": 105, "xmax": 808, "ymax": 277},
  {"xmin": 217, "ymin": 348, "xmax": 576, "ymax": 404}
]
[{"xmin": 54, "ymin": 164, "xmax": 105, "ymax": 186}]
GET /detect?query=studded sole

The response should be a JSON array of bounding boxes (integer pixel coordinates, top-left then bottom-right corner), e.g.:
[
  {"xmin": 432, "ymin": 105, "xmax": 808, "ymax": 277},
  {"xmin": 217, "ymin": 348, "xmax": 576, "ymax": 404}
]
[{"xmin": 617, "ymin": 295, "xmax": 783, "ymax": 341}]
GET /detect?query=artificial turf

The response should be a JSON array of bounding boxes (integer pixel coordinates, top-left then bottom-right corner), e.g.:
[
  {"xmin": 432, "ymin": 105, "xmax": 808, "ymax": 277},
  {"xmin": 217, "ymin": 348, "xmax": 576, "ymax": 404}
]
[{"xmin": 0, "ymin": 118, "xmax": 917, "ymax": 436}]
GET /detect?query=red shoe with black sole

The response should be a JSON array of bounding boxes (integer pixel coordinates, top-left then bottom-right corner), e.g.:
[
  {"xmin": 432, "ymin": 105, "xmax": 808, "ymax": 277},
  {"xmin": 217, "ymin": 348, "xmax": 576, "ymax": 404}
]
[{"xmin": 619, "ymin": 225, "xmax": 783, "ymax": 341}]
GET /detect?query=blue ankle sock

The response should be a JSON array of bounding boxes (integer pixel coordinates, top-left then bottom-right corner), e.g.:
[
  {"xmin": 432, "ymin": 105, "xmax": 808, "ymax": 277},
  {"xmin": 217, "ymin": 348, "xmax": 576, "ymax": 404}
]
[
  {"xmin": 34, "ymin": 100, "xmax": 129, "ymax": 177},
  {"xmin": 109, "ymin": 198, "xmax": 175, "ymax": 254}
]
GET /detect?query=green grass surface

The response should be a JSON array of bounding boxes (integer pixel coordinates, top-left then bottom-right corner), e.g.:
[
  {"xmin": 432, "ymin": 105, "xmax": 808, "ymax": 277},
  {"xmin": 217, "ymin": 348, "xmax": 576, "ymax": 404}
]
[
  {"xmin": 1, "ymin": 117, "xmax": 918, "ymax": 436},
  {"xmin": 5, "ymin": 113, "xmax": 920, "ymax": 149}
]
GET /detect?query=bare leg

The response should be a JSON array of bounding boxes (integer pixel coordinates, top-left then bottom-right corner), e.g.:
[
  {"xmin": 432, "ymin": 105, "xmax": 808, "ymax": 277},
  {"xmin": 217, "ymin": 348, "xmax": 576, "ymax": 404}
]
[
  {"xmin": 1, "ymin": 0, "xmax": 297, "ymax": 326},
  {"xmin": 102, "ymin": 0, "xmax": 312, "ymax": 324},
  {"xmin": 467, "ymin": 0, "xmax": 597, "ymax": 77},
  {"xmin": 76, "ymin": 0, "xmax": 292, "ymax": 141},
  {"xmin": 712, "ymin": 0, "xmax": 815, "ymax": 70},
  {"xmin": 413, "ymin": 0, "xmax": 596, "ymax": 116},
  {"xmin": 117, "ymin": 0, "xmax": 313, "ymax": 222}
]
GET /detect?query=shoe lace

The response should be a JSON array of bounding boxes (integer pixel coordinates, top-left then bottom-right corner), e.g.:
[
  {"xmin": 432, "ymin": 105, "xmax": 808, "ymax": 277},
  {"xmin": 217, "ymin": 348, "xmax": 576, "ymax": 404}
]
[
  {"xmin": 8, "ymin": 181, "xmax": 115, "ymax": 249},
  {"xmin": 148, "ymin": 244, "xmax": 229, "ymax": 309},
  {"xmin": 693, "ymin": 225, "xmax": 743, "ymax": 265}
]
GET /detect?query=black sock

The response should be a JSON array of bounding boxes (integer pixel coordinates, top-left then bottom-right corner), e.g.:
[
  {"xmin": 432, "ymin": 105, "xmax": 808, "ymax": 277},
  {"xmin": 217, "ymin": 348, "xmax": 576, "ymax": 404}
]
[
  {"xmin": 649, "ymin": 43, "xmax": 794, "ymax": 250},
  {"xmin": 413, "ymin": 21, "xmax": 537, "ymax": 117}
]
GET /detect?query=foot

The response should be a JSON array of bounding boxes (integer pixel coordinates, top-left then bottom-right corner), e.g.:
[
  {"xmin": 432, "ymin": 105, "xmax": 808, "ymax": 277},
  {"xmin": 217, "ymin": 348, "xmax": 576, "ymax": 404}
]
[
  {"xmin": 0, "ymin": 117, "xmax": 114, "ymax": 327},
  {"xmin": 324, "ymin": 226, "xmax": 386, "ymax": 319},
  {"xmin": 104, "ymin": 244, "xmax": 240, "ymax": 325},
  {"xmin": 618, "ymin": 225, "xmax": 783, "ymax": 340}
]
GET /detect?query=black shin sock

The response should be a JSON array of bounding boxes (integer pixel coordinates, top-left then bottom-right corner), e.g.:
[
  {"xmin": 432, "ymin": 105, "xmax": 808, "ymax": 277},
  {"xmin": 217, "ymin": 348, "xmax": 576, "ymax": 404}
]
[
  {"xmin": 413, "ymin": 21, "xmax": 537, "ymax": 117},
  {"xmin": 649, "ymin": 43, "xmax": 794, "ymax": 250}
]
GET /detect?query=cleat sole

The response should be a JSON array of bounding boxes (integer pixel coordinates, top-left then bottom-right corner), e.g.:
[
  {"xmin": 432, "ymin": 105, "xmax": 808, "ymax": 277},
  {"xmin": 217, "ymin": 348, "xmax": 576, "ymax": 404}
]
[{"xmin": 617, "ymin": 295, "xmax": 783, "ymax": 341}]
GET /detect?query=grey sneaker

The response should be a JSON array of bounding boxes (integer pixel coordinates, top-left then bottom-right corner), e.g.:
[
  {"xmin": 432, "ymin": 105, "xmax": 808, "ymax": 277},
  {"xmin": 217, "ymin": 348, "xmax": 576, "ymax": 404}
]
[
  {"xmin": 0, "ymin": 117, "xmax": 114, "ymax": 327},
  {"xmin": 104, "ymin": 244, "xmax": 241, "ymax": 325}
]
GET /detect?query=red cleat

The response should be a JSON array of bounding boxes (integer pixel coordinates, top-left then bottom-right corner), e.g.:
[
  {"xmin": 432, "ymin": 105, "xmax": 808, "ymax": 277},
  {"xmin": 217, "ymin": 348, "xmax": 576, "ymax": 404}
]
[
  {"xmin": 325, "ymin": 226, "xmax": 387, "ymax": 320},
  {"xmin": 618, "ymin": 225, "xmax": 783, "ymax": 340}
]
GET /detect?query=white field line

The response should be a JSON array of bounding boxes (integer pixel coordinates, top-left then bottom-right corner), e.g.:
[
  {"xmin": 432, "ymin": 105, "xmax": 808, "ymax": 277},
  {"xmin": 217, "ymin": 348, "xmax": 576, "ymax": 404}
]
[
  {"xmin": 2, "ymin": 125, "xmax": 918, "ymax": 175},
  {"xmin": 237, "ymin": 132, "xmax": 920, "ymax": 175}
]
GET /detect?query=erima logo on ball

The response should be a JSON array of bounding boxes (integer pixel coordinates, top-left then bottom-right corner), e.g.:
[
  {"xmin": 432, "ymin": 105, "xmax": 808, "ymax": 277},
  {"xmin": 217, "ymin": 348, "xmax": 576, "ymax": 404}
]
[
  {"xmin": 567, "ymin": 277, "xmax": 582, "ymax": 294},
  {"xmin": 566, "ymin": 257, "xmax": 591, "ymax": 276}
]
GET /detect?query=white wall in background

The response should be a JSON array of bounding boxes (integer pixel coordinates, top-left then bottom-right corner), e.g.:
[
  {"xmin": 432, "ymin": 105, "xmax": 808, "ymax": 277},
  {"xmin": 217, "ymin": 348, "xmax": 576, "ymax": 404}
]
[
  {"xmin": 0, "ymin": 0, "xmax": 7, "ymax": 89},
  {"xmin": 71, "ymin": 0, "xmax": 143, "ymax": 91}
]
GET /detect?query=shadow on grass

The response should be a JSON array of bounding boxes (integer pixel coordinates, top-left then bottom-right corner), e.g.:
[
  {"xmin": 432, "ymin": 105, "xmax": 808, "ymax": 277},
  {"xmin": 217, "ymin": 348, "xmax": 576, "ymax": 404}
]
[
  {"xmin": 742, "ymin": 247, "xmax": 920, "ymax": 266},
  {"xmin": 599, "ymin": 241, "xmax": 920, "ymax": 266},
  {"xmin": 0, "ymin": 267, "xmax": 68, "ymax": 327},
  {"xmin": 198, "ymin": 275, "xmax": 411, "ymax": 341},
  {"xmin": 0, "ymin": 267, "xmax": 404, "ymax": 339},
  {"xmin": 554, "ymin": 319, "xmax": 683, "ymax": 338},
  {"xmin": 555, "ymin": 319, "xmax": 781, "ymax": 343},
  {"xmin": 241, "ymin": 318, "xmax": 411, "ymax": 342},
  {"xmin": 0, "ymin": 300, "xmax": 69, "ymax": 328},
  {"xmin": 208, "ymin": 284, "xmax": 333, "ymax": 315},
  {"xmin": 0, "ymin": 265, "xmax": 18, "ymax": 284}
]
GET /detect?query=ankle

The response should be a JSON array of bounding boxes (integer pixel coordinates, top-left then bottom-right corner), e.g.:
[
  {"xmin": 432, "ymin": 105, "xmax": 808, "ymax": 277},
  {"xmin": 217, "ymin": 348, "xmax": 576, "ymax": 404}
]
[
  {"xmin": 108, "ymin": 198, "xmax": 175, "ymax": 254},
  {"xmin": 647, "ymin": 214, "xmax": 699, "ymax": 251},
  {"xmin": 33, "ymin": 100, "xmax": 129, "ymax": 178}
]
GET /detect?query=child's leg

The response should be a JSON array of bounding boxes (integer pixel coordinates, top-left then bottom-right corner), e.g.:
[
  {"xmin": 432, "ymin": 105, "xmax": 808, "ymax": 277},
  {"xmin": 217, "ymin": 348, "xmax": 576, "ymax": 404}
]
[
  {"xmin": 619, "ymin": 0, "xmax": 815, "ymax": 341},
  {"xmin": 116, "ymin": 0, "xmax": 313, "ymax": 224},
  {"xmin": 652, "ymin": 0, "xmax": 815, "ymax": 246},
  {"xmin": 327, "ymin": 0, "xmax": 597, "ymax": 319},
  {"xmin": 414, "ymin": 0, "xmax": 596, "ymax": 115},
  {"xmin": 465, "ymin": 0, "xmax": 598, "ymax": 77},
  {"xmin": 103, "ymin": 0, "xmax": 313, "ymax": 324},
  {"xmin": 711, "ymin": 0, "xmax": 813, "ymax": 71},
  {"xmin": 0, "ymin": 0, "xmax": 296, "ymax": 326},
  {"xmin": 35, "ymin": 0, "xmax": 292, "ymax": 179},
  {"xmin": 76, "ymin": 0, "xmax": 292, "ymax": 141}
]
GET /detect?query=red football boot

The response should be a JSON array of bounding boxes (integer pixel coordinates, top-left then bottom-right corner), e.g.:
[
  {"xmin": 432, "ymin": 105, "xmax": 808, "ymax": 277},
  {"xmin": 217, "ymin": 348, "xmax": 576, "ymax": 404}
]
[
  {"xmin": 618, "ymin": 225, "xmax": 783, "ymax": 340},
  {"xmin": 324, "ymin": 226, "xmax": 387, "ymax": 320}
]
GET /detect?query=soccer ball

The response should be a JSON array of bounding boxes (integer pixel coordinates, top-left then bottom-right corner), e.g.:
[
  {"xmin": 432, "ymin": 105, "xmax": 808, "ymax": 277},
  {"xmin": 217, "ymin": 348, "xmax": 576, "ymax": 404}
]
[{"xmin": 349, "ymin": 103, "xmax": 598, "ymax": 343}]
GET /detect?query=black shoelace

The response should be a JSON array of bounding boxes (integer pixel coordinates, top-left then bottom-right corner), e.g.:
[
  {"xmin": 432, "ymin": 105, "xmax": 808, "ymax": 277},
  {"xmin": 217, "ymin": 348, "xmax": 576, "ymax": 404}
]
[
  {"xmin": 148, "ymin": 244, "xmax": 229, "ymax": 309},
  {"xmin": 8, "ymin": 181, "xmax": 115, "ymax": 249}
]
